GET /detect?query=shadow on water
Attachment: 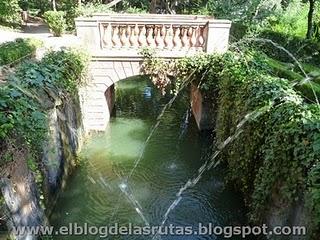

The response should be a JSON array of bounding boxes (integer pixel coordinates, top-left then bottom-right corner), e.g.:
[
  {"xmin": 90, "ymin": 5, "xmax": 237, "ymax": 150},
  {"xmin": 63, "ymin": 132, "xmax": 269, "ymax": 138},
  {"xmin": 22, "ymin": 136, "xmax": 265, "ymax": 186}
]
[{"xmin": 51, "ymin": 76, "xmax": 250, "ymax": 240}]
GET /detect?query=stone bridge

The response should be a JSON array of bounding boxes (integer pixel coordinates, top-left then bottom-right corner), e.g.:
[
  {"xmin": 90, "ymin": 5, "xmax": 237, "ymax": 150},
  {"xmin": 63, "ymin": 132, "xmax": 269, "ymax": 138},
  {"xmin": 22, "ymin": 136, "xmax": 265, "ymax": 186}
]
[{"xmin": 75, "ymin": 14, "xmax": 231, "ymax": 132}]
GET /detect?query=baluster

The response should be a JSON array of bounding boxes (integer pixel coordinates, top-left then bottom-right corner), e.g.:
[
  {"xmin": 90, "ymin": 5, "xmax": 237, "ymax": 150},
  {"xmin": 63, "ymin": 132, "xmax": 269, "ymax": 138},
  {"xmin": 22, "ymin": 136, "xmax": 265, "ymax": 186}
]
[
  {"xmin": 102, "ymin": 24, "xmax": 112, "ymax": 48},
  {"xmin": 112, "ymin": 25, "xmax": 121, "ymax": 48},
  {"xmin": 129, "ymin": 25, "xmax": 138, "ymax": 47},
  {"xmin": 146, "ymin": 26, "xmax": 156, "ymax": 48},
  {"xmin": 155, "ymin": 26, "xmax": 164, "ymax": 49},
  {"xmin": 202, "ymin": 26, "xmax": 208, "ymax": 49},
  {"xmin": 126, "ymin": 26, "xmax": 131, "ymax": 47},
  {"xmin": 187, "ymin": 27, "xmax": 193, "ymax": 50},
  {"xmin": 126, "ymin": 25, "xmax": 131, "ymax": 44},
  {"xmin": 134, "ymin": 24, "xmax": 140, "ymax": 36},
  {"xmin": 120, "ymin": 26, "xmax": 130, "ymax": 47},
  {"xmin": 181, "ymin": 27, "xmax": 190, "ymax": 49},
  {"xmin": 197, "ymin": 26, "xmax": 205, "ymax": 50},
  {"xmin": 138, "ymin": 25, "xmax": 147, "ymax": 47},
  {"xmin": 164, "ymin": 25, "xmax": 174, "ymax": 50},
  {"xmin": 190, "ymin": 27, "xmax": 197, "ymax": 49},
  {"xmin": 173, "ymin": 26, "xmax": 182, "ymax": 50},
  {"xmin": 187, "ymin": 27, "xmax": 193, "ymax": 37},
  {"xmin": 161, "ymin": 24, "xmax": 166, "ymax": 36}
]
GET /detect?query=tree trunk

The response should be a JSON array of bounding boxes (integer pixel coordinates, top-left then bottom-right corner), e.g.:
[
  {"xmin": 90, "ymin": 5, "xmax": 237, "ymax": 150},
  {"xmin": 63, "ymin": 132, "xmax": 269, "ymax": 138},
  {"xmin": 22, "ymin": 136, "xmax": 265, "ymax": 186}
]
[
  {"xmin": 306, "ymin": 0, "xmax": 315, "ymax": 39},
  {"xmin": 106, "ymin": 0, "xmax": 123, "ymax": 8},
  {"xmin": 150, "ymin": 0, "xmax": 157, "ymax": 13},
  {"xmin": 78, "ymin": 0, "xmax": 81, "ymax": 7},
  {"xmin": 165, "ymin": 0, "xmax": 176, "ymax": 14},
  {"xmin": 52, "ymin": 0, "xmax": 56, "ymax": 11}
]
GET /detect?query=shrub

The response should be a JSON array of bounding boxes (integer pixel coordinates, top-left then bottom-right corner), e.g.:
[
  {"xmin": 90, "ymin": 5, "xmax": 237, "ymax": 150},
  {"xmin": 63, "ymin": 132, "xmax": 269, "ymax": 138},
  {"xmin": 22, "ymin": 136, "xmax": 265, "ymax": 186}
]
[
  {"xmin": 28, "ymin": 0, "xmax": 51, "ymax": 15},
  {"xmin": 0, "ymin": 0, "xmax": 21, "ymax": 26},
  {"xmin": 267, "ymin": 0, "xmax": 308, "ymax": 38},
  {"xmin": 77, "ymin": 3, "xmax": 113, "ymax": 17},
  {"xmin": 0, "ymin": 38, "xmax": 43, "ymax": 66},
  {"xmin": 60, "ymin": 2, "xmax": 114, "ymax": 31},
  {"xmin": 123, "ymin": 6, "xmax": 148, "ymax": 14},
  {"xmin": 40, "ymin": 48, "xmax": 89, "ymax": 93},
  {"xmin": 44, "ymin": 11, "xmax": 66, "ymax": 37}
]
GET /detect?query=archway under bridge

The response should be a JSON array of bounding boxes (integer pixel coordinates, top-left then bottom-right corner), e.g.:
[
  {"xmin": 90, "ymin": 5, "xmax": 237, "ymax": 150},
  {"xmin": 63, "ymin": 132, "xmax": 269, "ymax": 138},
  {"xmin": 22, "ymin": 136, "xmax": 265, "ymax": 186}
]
[{"xmin": 75, "ymin": 14, "xmax": 232, "ymax": 132}]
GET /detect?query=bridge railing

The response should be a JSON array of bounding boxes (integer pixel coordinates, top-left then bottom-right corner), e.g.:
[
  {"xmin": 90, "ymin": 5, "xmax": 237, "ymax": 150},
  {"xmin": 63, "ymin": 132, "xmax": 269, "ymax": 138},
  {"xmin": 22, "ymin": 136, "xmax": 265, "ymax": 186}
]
[{"xmin": 75, "ymin": 14, "xmax": 232, "ymax": 57}]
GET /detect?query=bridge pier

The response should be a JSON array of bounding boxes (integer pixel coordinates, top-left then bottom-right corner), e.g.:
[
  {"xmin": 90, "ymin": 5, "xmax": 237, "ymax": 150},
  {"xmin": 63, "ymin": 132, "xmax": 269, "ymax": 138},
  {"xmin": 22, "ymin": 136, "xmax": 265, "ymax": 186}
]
[{"xmin": 79, "ymin": 59, "xmax": 141, "ymax": 132}]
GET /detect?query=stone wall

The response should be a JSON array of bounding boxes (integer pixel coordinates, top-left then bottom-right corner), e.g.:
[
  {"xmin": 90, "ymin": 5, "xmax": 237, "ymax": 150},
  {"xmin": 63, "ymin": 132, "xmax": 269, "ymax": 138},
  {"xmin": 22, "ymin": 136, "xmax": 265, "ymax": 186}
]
[
  {"xmin": 0, "ymin": 158, "xmax": 45, "ymax": 240},
  {"xmin": 194, "ymin": 83, "xmax": 311, "ymax": 240},
  {"xmin": 80, "ymin": 59, "xmax": 140, "ymax": 132},
  {"xmin": 190, "ymin": 84, "xmax": 216, "ymax": 130},
  {"xmin": 42, "ymin": 95, "xmax": 84, "ymax": 212},
  {"xmin": 0, "ymin": 95, "xmax": 84, "ymax": 240}
]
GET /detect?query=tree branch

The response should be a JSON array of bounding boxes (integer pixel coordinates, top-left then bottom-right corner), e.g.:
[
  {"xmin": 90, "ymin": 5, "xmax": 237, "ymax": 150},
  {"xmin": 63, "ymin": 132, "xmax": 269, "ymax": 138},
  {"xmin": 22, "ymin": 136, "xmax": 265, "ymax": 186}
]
[{"xmin": 106, "ymin": 0, "xmax": 123, "ymax": 8}]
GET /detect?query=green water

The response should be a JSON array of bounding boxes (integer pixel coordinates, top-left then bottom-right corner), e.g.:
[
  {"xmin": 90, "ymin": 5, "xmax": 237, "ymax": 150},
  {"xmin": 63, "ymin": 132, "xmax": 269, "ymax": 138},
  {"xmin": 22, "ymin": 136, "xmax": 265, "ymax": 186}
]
[{"xmin": 51, "ymin": 77, "xmax": 247, "ymax": 240}]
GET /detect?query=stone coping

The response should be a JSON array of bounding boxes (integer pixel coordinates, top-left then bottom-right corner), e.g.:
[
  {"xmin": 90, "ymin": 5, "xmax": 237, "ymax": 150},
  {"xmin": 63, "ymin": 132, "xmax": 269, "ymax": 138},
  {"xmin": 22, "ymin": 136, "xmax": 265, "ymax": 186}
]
[{"xmin": 75, "ymin": 14, "xmax": 231, "ymax": 26}]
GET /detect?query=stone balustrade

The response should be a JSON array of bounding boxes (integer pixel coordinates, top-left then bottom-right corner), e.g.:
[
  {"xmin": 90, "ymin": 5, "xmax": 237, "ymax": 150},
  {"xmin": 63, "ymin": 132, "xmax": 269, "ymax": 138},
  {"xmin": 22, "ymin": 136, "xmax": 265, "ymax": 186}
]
[
  {"xmin": 75, "ymin": 14, "xmax": 232, "ymax": 58},
  {"xmin": 101, "ymin": 23, "xmax": 207, "ymax": 51}
]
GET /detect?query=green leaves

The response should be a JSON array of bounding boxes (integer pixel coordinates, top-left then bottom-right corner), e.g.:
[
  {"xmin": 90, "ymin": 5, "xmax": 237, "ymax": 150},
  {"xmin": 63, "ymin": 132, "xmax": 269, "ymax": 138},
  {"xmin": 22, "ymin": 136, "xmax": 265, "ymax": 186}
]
[
  {"xmin": 164, "ymin": 50, "xmax": 320, "ymax": 235},
  {"xmin": 44, "ymin": 11, "xmax": 67, "ymax": 37},
  {"xmin": 0, "ymin": 48, "xmax": 88, "ymax": 167},
  {"xmin": 0, "ymin": 38, "xmax": 42, "ymax": 66},
  {"xmin": 41, "ymin": 49, "xmax": 89, "ymax": 93},
  {"xmin": 312, "ymin": 134, "xmax": 320, "ymax": 152},
  {"xmin": 0, "ymin": 0, "xmax": 21, "ymax": 25}
]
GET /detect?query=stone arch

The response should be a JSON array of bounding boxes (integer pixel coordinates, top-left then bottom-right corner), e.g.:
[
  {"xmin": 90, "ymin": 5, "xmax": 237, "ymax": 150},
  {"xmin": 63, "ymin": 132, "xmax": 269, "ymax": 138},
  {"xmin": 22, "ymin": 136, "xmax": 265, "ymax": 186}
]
[{"xmin": 79, "ymin": 59, "xmax": 143, "ymax": 132}]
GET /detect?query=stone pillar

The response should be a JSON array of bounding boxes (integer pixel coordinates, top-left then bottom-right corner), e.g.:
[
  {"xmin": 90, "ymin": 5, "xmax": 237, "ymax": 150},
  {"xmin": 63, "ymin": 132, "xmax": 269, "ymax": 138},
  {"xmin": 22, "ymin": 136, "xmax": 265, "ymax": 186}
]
[
  {"xmin": 206, "ymin": 20, "xmax": 232, "ymax": 54},
  {"xmin": 75, "ymin": 18, "xmax": 101, "ymax": 49}
]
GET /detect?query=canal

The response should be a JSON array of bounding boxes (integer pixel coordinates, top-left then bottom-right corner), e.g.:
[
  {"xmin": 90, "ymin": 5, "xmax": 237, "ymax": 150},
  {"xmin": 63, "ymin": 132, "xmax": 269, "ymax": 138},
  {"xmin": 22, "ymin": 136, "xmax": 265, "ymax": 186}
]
[{"xmin": 51, "ymin": 77, "xmax": 247, "ymax": 240}]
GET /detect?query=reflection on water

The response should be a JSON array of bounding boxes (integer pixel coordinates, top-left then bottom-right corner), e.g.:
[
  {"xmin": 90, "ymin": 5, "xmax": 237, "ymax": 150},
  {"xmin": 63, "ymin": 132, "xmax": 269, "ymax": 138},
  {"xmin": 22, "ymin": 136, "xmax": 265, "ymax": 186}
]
[{"xmin": 51, "ymin": 76, "xmax": 248, "ymax": 239}]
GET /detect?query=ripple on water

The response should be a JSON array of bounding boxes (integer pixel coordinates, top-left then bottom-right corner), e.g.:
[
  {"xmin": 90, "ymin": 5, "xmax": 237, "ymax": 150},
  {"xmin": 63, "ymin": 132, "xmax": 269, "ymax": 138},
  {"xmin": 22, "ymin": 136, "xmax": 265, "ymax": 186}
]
[
  {"xmin": 81, "ymin": 118, "xmax": 150, "ymax": 161},
  {"xmin": 51, "ymin": 78, "xmax": 249, "ymax": 240}
]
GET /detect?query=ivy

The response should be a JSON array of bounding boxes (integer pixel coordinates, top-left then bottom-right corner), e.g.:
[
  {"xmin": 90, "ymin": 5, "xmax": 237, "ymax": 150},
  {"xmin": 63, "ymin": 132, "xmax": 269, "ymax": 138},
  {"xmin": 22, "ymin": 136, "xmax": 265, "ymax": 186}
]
[
  {"xmin": 141, "ymin": 50, "xmax": 320, "ymax": 238},
  {"xmin": 140, "ymin": 48, "xmax": 175, "ymax": 94},
  {"xmin": 0, "ymin": 48, "xmax": 89, "ymax": 167}
]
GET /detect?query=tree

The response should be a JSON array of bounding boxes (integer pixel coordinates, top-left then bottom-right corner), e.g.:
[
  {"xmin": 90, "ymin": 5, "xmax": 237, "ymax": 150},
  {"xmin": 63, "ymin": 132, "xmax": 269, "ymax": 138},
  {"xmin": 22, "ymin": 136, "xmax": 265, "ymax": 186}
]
[
  {"xmin": 0, "ymin": 0, "xmax": 21, "ymax": 24},
  {"xmin": 306, "ymin": 0, "xmax": 316, "ymax": 38},
  {"xmin": 149, "ymin": 0, "xmax": 203, "ymax": 14},
  {"xmin": 106, "ymin": 0, "xmax": 123, "ymax": 7},
  {"xmin": 150, "ymin": 0, "xmax": 158, "ymax": 13}
]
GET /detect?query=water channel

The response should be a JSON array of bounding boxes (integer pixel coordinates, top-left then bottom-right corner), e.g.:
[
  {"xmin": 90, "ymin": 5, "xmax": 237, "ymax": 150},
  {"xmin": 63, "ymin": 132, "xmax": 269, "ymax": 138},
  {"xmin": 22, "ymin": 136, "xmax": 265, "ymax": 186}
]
[{"xmin": 51, "ymin": 77, "xmax": 248, "ymax": 240}]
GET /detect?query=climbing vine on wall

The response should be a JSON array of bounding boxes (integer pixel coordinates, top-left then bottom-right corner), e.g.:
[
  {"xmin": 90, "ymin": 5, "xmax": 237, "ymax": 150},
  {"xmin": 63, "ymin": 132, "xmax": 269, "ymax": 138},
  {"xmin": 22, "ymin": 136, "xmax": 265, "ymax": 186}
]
[
  {"xmin": 0, "ymin": 48, "xmax": 89, "ymax": 167},
  {"xmin": 141, "ymin": 50, "xmax": 320, "ymax": 238}
]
